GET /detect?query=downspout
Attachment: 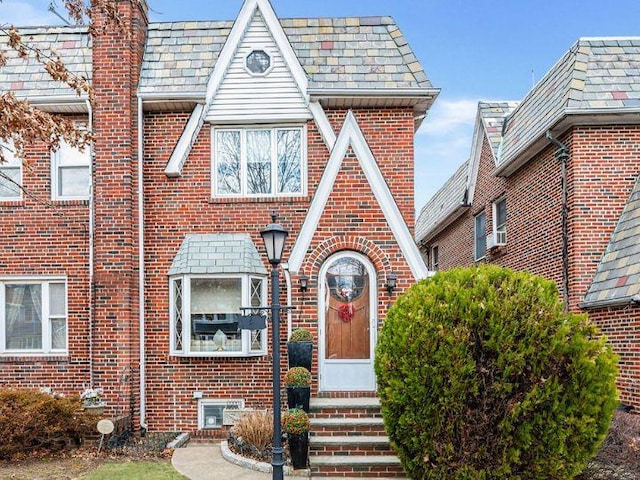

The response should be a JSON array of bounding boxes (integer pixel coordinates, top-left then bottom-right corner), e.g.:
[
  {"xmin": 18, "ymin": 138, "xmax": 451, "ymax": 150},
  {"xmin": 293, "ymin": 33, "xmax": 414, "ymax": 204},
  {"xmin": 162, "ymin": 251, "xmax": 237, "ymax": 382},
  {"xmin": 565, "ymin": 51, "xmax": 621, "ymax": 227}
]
[
  {"xmin": 546, "ymin": 131, "xmax": 570, "ymax": 312},
  {"xmin": 282, "ymin": 263, "xmax": 293, "ymax": 339},
  {"xmin": 86, "ymin": 99, "xmax": 95, "ymax": 387},
  {"xmin": 137, "ymin": 94, "xmax": 147, "ymax": 430}
]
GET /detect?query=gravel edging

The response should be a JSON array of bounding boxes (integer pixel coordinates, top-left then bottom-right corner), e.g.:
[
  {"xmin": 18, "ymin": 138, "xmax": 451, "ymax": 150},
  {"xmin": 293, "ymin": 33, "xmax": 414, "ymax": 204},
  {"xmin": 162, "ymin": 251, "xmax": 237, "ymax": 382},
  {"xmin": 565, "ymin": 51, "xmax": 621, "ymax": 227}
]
[{"xmin": 220, "ymin": 441, "xmax": 310, "ymax": 477}]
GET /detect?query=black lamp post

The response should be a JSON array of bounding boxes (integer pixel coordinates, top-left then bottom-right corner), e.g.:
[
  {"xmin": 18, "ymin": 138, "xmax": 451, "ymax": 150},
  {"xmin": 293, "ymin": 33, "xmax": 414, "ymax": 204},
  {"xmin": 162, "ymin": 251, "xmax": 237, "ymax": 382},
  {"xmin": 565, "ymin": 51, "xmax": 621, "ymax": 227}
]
[{"xmin": 260, "ymin": 213, "xmax": 289, "ymax": 480}]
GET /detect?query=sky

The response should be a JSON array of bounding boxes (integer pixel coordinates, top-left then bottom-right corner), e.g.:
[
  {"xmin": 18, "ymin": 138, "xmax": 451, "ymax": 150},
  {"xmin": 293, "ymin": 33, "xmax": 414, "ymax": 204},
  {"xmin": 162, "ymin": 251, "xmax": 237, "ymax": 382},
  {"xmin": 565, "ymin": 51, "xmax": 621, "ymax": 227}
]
[{"xmin": 3, "ymin": 0, "xmax": 640, "ymax": 212}]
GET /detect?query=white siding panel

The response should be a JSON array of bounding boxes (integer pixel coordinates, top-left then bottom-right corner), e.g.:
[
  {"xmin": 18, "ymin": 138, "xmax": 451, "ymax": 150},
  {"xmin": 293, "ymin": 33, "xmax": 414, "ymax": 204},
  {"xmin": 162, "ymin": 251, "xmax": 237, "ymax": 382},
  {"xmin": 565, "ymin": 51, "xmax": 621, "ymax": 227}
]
[{"xmin": 206, "ymin": 11, "xmax": 310, "ymax": 123}]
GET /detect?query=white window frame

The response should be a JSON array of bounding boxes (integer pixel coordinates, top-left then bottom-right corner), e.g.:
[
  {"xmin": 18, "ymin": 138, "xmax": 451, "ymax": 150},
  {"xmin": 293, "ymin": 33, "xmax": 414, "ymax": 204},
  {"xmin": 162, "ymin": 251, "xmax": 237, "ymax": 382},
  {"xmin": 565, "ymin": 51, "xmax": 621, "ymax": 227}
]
[
  {"xmin": 243, "ymin": 47, "xmax": 274, "ymax": 77},
  {"xmin": 431, "ymin": 245, "xmax": 439, "ymax": 271},
  {"xmin": 492, "ymin": 197, "xmax": 507, "ymax": 244},
  {"xmin": 474, "ymin": 211, "xmax": 487, "ymax": 261},
  {"xmin": 0, "ymin": 277, "xmax": 68, "ymax": 355},
  {"xmin": 169, "ymin": 274, "xmax": 267, "ymax": 357},
  {"xmin": 0, "ymin": 142, "xmax": 22, "ymax": 201},
  {"xmin": 51, "ymin": 138, "xmax": 91, "ymax": 201},
  {"xmin": 211, "ymin": 125, "xmax": 307, "ymax": 198}
]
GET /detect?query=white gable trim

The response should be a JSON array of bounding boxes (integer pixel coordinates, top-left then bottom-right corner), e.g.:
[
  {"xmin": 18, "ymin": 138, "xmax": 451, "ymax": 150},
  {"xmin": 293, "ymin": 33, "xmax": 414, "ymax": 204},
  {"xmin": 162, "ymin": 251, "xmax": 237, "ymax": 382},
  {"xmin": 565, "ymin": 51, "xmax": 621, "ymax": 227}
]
[
  {"xmin": 163, "ymin": 0, "xmax": 318, "ymax": 177},
  {"xmin": 164, "ymin": 104, "xmax": 205, "ymax": 177},
  {"xmin": 309, "ymin": 101, "xmax": 336, "ymax": 150},
  {"xmin": 206, "ymin": 0, "xmax": 308, "ymax": 105},
  {"xmin": 289, "ymin": 110, "xmax": 429, "ymax": 280},
  {"xmin": 465, "ymin": 108, "xmax": 485, "ymax": 205}
]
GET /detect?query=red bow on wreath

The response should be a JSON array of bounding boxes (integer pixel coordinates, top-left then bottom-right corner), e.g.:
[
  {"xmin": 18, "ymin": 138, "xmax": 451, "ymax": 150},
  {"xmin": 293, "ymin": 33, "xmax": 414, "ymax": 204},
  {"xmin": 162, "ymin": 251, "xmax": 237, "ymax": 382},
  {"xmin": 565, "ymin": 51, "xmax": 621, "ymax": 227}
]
[{"xmin": 338, "ymin": 303, "xmax": 354, "ymax": 323}]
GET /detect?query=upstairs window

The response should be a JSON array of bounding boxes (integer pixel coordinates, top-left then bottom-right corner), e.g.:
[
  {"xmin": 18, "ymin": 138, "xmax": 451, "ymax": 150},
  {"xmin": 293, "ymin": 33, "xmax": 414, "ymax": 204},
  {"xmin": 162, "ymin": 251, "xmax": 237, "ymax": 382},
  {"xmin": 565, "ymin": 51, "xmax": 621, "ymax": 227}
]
[
  {"xmin": 213, "ymin": 127, "xmax": 304, "ymax": 198},
  {"xmin": 474, "ymin": 211, "xmax": 486, "ymax": 261},
  {"xmin": 52, "ymin": 139, "xmax": 91, "ymax": 200},
  {"xmin": 0, "ymin": 278, "xmax": 67, "ymax": 354},
  {"xmin": 492, "ymin": 197, "xmax": 507, "ymax": 245},
  {"xmin": 245, "ymin": 50, "xmax": 271, "ymax": 75},
  {"xmin": 0, "ymin": 143, "xmax": 21, "ymax": 200},
  {"xmin": 432, "ymin": 245, "xmax": 439, "ymax": 271}
]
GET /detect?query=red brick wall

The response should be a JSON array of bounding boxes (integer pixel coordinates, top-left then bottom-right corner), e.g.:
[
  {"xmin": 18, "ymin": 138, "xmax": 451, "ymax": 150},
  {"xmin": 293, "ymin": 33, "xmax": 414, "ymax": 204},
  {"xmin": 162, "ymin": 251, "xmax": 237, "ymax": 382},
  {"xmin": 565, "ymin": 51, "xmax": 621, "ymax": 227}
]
[
  {"xmin": 588, "ymin": 307, "xmax": 640, "ymax": 411},
  {"xmin": 141, "ymin": 108, "xmax": 418, "ymax": 431},
  {"xmin": 423, "ymin": 124, "xmax": 640, "ymax": 409},
  {"xmin": 0, "ymin": 140, "xmax": 91, "ymax": 393}
]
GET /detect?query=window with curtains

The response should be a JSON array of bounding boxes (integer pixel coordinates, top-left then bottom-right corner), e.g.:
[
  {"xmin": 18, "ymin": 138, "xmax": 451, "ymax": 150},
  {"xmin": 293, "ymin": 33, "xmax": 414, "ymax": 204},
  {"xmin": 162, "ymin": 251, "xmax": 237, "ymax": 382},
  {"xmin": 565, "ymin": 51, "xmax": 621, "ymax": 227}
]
[
  {"xmin": 170, "ymin": 274, "xmax": 266, "ymax": 356},
  {"xmin": 0, "ymin": 278, "xmax": 67, "ymax": 354},
  {"xmin": 212, "ymin": 126, "xmax": 305, "ymax": 197}
]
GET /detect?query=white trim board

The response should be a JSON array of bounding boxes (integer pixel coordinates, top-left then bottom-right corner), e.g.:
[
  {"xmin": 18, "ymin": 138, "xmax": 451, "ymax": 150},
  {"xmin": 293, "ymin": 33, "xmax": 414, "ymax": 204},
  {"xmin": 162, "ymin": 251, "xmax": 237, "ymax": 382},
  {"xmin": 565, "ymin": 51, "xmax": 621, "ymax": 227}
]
[{"xmin": 288, "ymin": 110, "xmax": 429, "ymax": 280}]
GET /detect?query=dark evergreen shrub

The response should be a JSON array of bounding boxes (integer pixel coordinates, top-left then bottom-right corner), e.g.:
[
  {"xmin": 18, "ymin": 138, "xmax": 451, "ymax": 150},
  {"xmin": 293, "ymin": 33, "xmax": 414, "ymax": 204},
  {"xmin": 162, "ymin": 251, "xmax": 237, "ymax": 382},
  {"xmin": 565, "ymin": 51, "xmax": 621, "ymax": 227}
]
[
  {"xmin": 375, "ymin": 265, "xmax": 618, "ymax": 480},
  {"xmin": 0, "ymin": 388, "xmax": 93, "ymax": 459}
]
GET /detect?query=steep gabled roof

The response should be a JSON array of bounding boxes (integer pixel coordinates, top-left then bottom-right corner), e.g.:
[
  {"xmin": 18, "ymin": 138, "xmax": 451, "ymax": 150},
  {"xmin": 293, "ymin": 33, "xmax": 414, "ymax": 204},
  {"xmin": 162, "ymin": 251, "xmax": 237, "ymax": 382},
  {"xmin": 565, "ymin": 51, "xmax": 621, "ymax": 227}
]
[
  {"xmin": 138, "ymin": 16, "xmax": 433, "ymax": 97},
  {"xmin": 497, "ymin": 37, "xmax": 640, "ymax": 176},
  {"xmin": 416, "ymin": 101, "xmax": 518, "ymax": 244},
  {"xmin": 415, "ymin": 159, "xmax": 469, "ymax": 244},
  {"xmin": 583, "ymin": 175, "xmax": 640, "ymax": 308},
  {"xmin": 289, "ymin": 110, "xmax": 429, "ymax": 279}
]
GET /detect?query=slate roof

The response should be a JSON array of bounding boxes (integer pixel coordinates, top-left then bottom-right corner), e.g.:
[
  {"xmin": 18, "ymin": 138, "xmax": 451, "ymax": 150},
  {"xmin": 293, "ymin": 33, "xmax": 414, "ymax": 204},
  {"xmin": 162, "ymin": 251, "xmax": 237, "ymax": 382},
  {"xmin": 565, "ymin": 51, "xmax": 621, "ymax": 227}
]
[
  {"xmin": 583, "ymin": 176, "xmax": 640, "ymax": 308},
  {"xmin": 138, "ymin": 16, "xmax": 432, "ymax": 95},
  {"xmin": 498, "ymin": 37, "xmax": 640, "ymax": 169},
  {"xmin": 168, "ymin": 234, "xmax": 267, "ymax": 276},
  {"xmin": 415, "ymin": 159, "xmax": 469, "ymax": 243},
  {"xmin": 0, "ymin": 26, "xmax": 91, "ymax": 98},
  {"xmin": 478, "ymin": 101, "xmax": 519, "ymax": 159}
]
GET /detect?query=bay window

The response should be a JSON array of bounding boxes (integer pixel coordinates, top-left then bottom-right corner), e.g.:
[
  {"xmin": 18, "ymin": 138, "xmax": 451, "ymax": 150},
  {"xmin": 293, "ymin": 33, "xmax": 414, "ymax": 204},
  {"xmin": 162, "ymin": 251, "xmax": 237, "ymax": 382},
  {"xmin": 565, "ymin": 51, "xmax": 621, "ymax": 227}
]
[
  {"xmin": 213, "ymin": 126, "xmax": 304, "ymax": 197},
  {"xmin": 0, "ymin": 278, "xmax": 67, "ymax": 354},
  {"xmin": 170, "ymin": 274, "xmax": 266, "ymax": 356}
]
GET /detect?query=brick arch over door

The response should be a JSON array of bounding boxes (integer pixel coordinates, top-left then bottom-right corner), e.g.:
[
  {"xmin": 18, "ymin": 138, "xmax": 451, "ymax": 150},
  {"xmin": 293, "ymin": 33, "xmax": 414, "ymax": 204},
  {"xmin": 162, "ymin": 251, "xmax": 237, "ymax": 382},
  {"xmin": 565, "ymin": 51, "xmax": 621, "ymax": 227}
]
[{"xmin": 301, "ymin": 236, "xmax": 393, "ymax": 286}]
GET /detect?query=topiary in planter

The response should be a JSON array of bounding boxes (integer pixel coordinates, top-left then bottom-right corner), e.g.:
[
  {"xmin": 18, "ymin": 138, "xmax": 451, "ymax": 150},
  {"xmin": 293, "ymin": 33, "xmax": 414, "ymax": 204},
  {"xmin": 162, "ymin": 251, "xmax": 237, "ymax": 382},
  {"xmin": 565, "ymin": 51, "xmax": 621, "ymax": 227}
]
[
  {"xmin": 285, "ymin": 367, "xmax": 312, "ymax": 412},
  {"xmin": 288, "ymin": 328, "xmax": 313, "ymax": 371},
  {"xmin": 375, "ymin": 265, "xmax": 618, "ymax": 480}
]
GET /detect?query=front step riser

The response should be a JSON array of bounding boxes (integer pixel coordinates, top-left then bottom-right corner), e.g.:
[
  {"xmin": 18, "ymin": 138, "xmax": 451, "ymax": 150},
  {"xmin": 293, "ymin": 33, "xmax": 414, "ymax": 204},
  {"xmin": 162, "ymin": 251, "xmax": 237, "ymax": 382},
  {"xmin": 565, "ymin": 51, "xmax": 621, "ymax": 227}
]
[
  {"xmin": 311, "ymin": 425, "xmax": 388, "ymax": 435},
  {"xmin": 310, "ymin": 465, "xmax": 406, "ymax": 477},
  {"xmin": 310, "ymin": 445, "xmax": 397, "ymax": 456}
]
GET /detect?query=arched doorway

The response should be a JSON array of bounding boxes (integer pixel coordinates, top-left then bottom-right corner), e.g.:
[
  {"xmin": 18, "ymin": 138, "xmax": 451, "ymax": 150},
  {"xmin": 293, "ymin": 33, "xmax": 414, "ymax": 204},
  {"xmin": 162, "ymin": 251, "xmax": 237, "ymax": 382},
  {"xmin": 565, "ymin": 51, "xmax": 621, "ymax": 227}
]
[{"xmin": 318, "ymin": 251, "xmax": 377, "ymax": 391}]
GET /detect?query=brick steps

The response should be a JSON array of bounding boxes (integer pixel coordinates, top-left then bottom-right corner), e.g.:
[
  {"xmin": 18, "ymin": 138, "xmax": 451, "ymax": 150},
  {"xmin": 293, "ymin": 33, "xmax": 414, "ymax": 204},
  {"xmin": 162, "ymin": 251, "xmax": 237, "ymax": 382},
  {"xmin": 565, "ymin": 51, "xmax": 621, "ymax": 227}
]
[{"xmin": 308, "ymin": 397, "xmax": 406, "ymax": 477}]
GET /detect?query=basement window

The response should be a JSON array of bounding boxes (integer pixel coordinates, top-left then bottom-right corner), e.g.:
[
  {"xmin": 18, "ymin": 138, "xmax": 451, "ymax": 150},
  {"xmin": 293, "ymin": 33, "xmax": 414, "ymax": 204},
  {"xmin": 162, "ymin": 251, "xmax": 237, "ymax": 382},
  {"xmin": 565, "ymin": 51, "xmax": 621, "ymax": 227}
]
[{"xmin": 198, "ymin": 399, "xmax": 245, "ymax": 430}]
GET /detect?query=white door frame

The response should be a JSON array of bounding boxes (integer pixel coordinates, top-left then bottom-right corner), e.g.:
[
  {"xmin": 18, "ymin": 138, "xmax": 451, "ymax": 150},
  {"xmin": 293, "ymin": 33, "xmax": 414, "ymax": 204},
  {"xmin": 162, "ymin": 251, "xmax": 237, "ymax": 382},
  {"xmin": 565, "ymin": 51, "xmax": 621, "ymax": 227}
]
[{"xmin": 318, "ymin": 251, "xmax": 377, "ymax": 391}]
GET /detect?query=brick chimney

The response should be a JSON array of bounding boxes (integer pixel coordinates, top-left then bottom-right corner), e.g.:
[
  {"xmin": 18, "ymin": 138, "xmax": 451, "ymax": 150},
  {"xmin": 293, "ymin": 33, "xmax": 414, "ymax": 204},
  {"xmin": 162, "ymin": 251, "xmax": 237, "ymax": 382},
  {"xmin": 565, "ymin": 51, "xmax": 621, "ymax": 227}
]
[{"xmin": 90, "ymin": 0, "xmax": 148, "ymax": 423}]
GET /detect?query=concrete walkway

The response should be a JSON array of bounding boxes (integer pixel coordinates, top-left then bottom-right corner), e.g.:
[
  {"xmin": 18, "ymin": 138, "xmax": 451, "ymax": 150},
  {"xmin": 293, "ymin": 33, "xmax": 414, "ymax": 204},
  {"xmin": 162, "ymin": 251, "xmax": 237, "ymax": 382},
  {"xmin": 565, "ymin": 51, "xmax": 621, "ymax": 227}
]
[{"xmin": 172, "ymin": 443, "xmax": 272, "ymax": 480}]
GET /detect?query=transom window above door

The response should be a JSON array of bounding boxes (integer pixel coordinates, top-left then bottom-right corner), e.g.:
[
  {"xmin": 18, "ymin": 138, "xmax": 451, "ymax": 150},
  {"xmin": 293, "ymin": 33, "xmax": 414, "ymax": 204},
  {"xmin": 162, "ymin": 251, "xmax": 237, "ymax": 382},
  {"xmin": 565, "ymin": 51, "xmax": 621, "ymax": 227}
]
[{"xmin": 212, "ymin": 126, "xmax": 305, "ymax": 198}]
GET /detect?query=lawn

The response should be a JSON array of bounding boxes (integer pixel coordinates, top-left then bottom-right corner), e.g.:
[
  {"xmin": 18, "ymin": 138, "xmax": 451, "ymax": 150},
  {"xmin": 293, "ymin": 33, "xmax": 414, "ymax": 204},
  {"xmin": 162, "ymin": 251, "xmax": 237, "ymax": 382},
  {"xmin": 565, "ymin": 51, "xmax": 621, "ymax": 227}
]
[{"xmin": 83, "ymin": 460, "xmax": 187, "ymax": 480}]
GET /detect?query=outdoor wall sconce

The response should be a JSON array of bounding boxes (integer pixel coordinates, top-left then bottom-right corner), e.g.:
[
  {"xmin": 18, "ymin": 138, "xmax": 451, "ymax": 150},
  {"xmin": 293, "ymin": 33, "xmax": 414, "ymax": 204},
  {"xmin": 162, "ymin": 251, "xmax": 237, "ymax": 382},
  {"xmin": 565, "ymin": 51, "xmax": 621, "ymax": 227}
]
[
  {"xmin": 386, "ymin": 273, "xmax": 397, "ymax": 295},
  {"xmin": 299, "ymin": 274, "xmax": 309, "ymax": 293}
]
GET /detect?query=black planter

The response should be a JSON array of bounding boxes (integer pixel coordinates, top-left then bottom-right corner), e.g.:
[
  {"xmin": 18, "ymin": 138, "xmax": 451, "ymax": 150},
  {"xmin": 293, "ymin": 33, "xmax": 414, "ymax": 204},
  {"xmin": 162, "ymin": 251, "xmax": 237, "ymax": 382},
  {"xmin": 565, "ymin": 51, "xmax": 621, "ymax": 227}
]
[
  {"xmin": 287, "ymin": 431, "xmax": 309, "ymax": 470},
  {"xmin": 286, "ymin": 385, "xmax": 310, "ymax": 412},
  {"xmin": 287, "ymin": 341, "xmax": 312, "ymax": 371}
]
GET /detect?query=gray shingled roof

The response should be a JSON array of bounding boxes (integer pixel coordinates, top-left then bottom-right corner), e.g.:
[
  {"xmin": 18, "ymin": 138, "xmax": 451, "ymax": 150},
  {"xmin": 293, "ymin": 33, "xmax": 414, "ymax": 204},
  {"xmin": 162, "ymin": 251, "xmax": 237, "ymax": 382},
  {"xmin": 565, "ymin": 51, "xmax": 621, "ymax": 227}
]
[
  {"xmin": 0, "ymin": 26, "xmax": 91, "ymax": 98},
  {"xmin": 478, "ymin": 101, "xmax": 519, "ymax": 159},
  {"xmin": 169, "ymin": 234, "xmax": 267, "ymax": 276},
  {"xmin": 499, "ymin": 37, "xmax": 640, "ymax": 169},
  {"xmin": 1, "ymin": 17, "xmax": 432, "ymax": 98},
  {"xmin": 415, "ymin": 159, "xmax": 469, "ymax": 243},
  {"xmin": 583, "ymin": 176, "xmax": 640, "ymax": 308},
  {"xmin": 138, "ymin": 16, "xmax": 432, "ymax": 95}
]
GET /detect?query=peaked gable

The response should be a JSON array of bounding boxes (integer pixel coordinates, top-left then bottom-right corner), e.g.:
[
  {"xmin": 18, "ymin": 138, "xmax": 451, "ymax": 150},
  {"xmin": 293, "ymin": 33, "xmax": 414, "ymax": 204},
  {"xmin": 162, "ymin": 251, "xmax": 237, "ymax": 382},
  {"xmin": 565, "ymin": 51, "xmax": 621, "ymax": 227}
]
[
  {"xmin": 289, "ymin": 110, "xmax": 428, "ymax": 279},
  {"xmin": 205, "ymin": 10, "xmax": 311, "ymax": 123}
]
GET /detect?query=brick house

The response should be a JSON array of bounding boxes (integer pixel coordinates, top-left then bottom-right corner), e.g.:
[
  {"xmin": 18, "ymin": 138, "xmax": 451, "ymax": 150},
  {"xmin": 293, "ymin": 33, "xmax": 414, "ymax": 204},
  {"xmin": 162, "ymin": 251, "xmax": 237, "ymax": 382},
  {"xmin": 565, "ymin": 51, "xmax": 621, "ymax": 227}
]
[
  {"xmin": 415, "ymin": 37, "xmax": 640, "ymax": 411},
  {"xmin": 0, "ymin": 0, "xmax": 436, "ymax": 473}
]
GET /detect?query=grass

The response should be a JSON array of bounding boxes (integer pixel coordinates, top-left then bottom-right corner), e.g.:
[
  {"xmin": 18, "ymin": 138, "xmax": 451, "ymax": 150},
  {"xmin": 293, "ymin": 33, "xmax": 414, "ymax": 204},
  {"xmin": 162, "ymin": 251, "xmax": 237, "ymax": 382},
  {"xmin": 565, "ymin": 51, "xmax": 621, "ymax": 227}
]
[{"xmin": 82, "ymin": 460, "xmax": 188, "ymax": 480}]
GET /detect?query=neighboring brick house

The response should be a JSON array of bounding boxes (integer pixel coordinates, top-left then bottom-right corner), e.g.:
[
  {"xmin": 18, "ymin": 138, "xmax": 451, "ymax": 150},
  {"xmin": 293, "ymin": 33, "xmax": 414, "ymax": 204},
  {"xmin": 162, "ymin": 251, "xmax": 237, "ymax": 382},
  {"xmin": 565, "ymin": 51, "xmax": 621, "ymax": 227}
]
[
  {"xmin": 0, "ymin": 0, "xmax": 436, "ymax": 472},
  {"xmin": 416, "ymin": 37, "xmax": 640, "ymax": 411}
]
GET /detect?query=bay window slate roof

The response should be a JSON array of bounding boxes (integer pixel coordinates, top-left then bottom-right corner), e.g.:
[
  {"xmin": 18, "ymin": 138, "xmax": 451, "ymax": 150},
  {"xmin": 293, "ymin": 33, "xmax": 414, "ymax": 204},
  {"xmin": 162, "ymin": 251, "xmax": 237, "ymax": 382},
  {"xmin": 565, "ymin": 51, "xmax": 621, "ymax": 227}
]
[
  {"xmin": 138, "ymin": 17, "xmax": 432, "ymax": 95},
  {"xmin": 0, "ymin": 26, "xmax": 91, "ymax": 98},
  {"xmin": 499, "ymin": 37, "xmax": 640, "ymax": 168},
  {"xmin": 415, "ymin": 159, "xmax": 469, "ymax": 243},
  {"xmin": 583, "ymin": 176, "xmax": 640, "ymax": 307},
  {"xmin": 169, "ymin": 234, "xmax": 267, "ymax": 276}
]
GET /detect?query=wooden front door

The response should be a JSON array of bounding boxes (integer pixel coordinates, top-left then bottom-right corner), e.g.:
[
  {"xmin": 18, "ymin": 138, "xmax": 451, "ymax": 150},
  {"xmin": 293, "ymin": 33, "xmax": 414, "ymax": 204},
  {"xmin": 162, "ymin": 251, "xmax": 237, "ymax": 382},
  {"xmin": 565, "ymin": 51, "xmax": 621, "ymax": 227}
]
[{"xmin": 319, "ymin": 252, "xmax": 376, "ymax": 391}]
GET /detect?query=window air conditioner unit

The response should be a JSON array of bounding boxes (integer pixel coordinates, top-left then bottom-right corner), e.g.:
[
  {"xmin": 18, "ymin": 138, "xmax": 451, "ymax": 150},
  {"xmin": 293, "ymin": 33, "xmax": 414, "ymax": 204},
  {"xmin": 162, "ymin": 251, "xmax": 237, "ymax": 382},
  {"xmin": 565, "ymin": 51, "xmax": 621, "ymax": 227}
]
[{"xmin": 486, "ymin": 231, "xmax": 507, "ymax": 250}]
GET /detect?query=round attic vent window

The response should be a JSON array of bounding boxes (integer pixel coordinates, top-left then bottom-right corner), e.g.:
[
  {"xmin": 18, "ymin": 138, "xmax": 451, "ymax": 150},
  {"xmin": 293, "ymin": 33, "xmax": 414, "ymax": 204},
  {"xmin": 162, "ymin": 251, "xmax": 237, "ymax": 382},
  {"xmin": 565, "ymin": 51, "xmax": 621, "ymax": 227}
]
[{"xmin": 246, "ymin": 50, "xmax": 271, "ymax": 75}]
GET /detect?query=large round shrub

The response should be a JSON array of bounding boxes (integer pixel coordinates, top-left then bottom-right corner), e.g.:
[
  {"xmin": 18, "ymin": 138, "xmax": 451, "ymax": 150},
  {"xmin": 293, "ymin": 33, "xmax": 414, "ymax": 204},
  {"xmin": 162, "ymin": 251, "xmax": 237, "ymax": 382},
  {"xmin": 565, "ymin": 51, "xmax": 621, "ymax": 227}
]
[{"xmin": 375, "ymin": 265, "xmax": 618, "ymax": 480}]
